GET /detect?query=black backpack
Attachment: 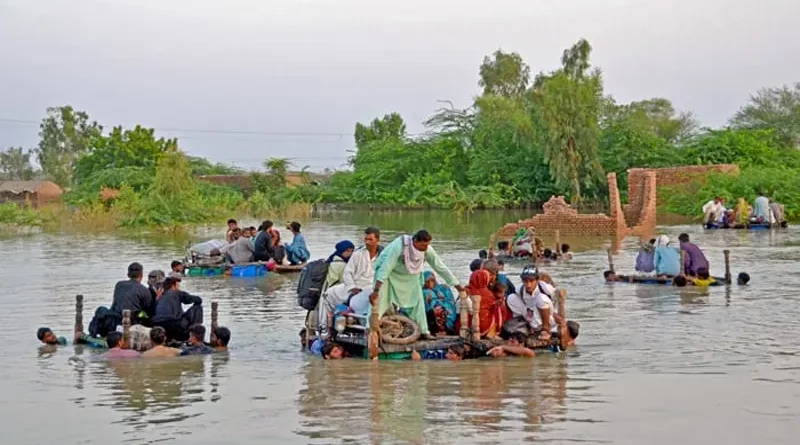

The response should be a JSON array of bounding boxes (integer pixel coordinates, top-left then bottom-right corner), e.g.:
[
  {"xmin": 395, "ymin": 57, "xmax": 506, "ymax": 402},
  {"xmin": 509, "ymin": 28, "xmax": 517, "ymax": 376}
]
[{"xmin": 296, "ymin": 259, "xmax": 330, "ymax": 310}]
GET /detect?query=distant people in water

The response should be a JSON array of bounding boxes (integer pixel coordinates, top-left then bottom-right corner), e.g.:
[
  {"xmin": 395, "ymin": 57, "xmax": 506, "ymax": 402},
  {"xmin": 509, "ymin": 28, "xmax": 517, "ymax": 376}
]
[
  {"xmin": 170, "ymin": 261, "xmax": 184, "ymax": 276},
  {"xmin": 689, "ymin": 267, "xmax": 716, "ymax": 286},
  {"xmin": 141, "ymin": 327, "xmax": 181, "ymax": 358},
  {"xmin": 737, "ymin": 272, "xmax": 750, "ymax": 285},
  {"xmin": 322, "ymin": 342, "xmax": 345, "ymax": 360},
  {"xmin": 180, "ymin": 325, "xmax": 216, "ymax": 356},
  {"xmin": 559, "ymin": 244, "xmax": 573, "ymax": 260},
  {"xmin": 37, "ymin": 327, "xmax": 66, "ymax": 345},
  {"xmin": 103, "ymin": 331, "xmax": 141, "ymax": 359},
  {"xmin": 211, "ymin": 327, "xmax": 231, "ymax": 352}
]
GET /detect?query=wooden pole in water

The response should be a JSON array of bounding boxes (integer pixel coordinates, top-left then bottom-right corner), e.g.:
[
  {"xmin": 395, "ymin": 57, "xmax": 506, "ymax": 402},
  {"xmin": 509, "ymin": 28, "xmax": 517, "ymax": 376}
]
[
  {"xmin": 554, "ymin": 230, "xmax": 561, "ymax": 256},
  {"xmin": 558, "ymin": 289, "xmax": 569, "ymax": 349},
  {"xmin": 74, "ymin": 295, "xmax": 84, "ymax": 337},
  {"xmin": 471, "ymin": 295, "xmax": 481, "ymax": 342},
  {"xmin": 680, "ymin": 250, "xmax": 686, "ymax": 276},
  {"xmin": 368, "ymin": 297, "xmax": 380, "ymax": 360},
  {"xmin": 122, "ymin": 309, "xmax": 131, "ymax": 349},
  {"xmin": 606, "ymin": 249, "xmax": 615, "ymax": 273},
  {"xmin": 459, "ymin": 292, "xmax": 470, "ymax": 340},
  {"xmin": 723, "ymin": 249, "xmax": 732, "ymax": 284},
  {"xmin": 210, "ymin": 301, "xmax": 219, "ymax": 344}
]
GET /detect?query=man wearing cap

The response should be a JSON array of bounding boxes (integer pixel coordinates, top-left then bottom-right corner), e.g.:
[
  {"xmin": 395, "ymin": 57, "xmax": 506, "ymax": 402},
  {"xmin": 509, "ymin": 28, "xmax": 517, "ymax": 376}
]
[
  {"xmin": 506, "ymin": 266, "xmax": 558, "ymax": 341},
  {"xmin": 152, "ymin": 275, "xmax": 204, "ymax": 342}
]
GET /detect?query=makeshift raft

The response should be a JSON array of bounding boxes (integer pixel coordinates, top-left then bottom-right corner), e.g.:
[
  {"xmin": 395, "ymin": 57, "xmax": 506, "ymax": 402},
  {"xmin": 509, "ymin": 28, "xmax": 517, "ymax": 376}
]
[
  {"xmin": 307, "ymin": 288, "xmax": 571, "ymax": 360},
  {"xmin": 73, "ymin": 295, "xmax": 220, "ymax": 351},
  {"xmin": 605, "ymin": 249, "xmax": 734, "ymax": 285},
  {"xmin": 185, "ymin": 262, "xmax": 307, "ymax": 278},
  {"xmin": 704, "ymin": 222, "xmax": 787, "ymax": 230}
]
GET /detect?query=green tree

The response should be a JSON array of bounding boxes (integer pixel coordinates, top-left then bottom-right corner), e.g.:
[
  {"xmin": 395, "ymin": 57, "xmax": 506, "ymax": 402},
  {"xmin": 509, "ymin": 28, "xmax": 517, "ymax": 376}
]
[
  {"xmin": 354, "ymin": 113, "xmax": 407, "ymax": 150},
  {"xmin": 530, "ymin": 39, "xmax": 604, "ymax": 201},
  {"xmin": 607, "ymin": 98, "xmax": 698, "ymax": 144},
  {"xmin": 679, "ymin": 128, "xmax": 797, "ymax": 168},
  {"xmin": 478, "ymin": 50, "xmax": 531, "ymax": 98},
  {"xmin": 187, "ymin": 156, "xmax": 244, "ymax": 176},
  {"xmin": 35, "ymin": 106, "xmax": 103, "ymax": 187},
  {"xmin": 74, "ymin": 125, "xmax": 177, "ymax": 183},
  {"xmin": 729, "ymin": 83, "xmax": 800, "ymax": 147},
  {"xmin": 0, "ymin": 147, "xmax": 36, "ymax": 180}
]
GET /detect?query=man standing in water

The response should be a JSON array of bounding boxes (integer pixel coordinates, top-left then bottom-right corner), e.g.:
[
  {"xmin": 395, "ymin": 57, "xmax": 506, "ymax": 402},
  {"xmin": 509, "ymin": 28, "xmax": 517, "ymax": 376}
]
[{"xmin": 370, "ymin": 230, "xmax": 464, "ymax": 340}]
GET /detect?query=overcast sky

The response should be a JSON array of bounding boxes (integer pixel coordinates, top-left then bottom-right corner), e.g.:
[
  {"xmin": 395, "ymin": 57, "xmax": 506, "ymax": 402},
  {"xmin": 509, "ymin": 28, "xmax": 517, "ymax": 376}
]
[{"xmin": 1, "ymin": 0, "xmax": 798, "ymax": 171}]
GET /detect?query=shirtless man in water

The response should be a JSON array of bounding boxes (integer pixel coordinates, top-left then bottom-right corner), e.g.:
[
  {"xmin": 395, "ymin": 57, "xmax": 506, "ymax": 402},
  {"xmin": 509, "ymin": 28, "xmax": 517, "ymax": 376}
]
[{"xmin": 142, "ymin": 327, "xmax": 181, "ymax": 358}]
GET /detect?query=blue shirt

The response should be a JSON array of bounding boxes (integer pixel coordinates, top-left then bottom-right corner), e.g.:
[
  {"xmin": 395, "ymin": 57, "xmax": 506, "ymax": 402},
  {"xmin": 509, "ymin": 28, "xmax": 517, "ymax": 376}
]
[
  {"xmin": 653, "ymin": 246, "xmax": 681, "ymax": 276},
  {"xmin": 180, "ymin": 343, "xmax": 215, "ymax": 356},
  {"xmin": 309, "ymin": 338, "xmax": 324, "ymax": 356}
]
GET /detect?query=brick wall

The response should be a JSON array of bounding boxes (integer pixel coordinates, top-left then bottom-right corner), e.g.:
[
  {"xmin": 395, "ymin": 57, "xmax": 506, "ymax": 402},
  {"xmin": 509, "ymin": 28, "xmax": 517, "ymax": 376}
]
[{"xmin": 495, "ymin": 164, "xmax": 735, "ymax": 239}]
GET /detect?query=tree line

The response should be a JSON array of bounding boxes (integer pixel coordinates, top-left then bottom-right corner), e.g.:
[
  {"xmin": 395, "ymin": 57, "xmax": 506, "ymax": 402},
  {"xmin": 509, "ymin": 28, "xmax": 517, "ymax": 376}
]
[
  {"xmin": 3, "ymin": 38, "xmax": 800, "ymax": 223},
  {"xmin": 322, "ymin": 39, "xmax": 800, "ymax": 216}
]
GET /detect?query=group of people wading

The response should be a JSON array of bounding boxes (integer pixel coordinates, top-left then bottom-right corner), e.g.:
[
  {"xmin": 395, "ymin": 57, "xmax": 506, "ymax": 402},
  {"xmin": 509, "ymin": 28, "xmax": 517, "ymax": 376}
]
[
  {"xmin": 702, "ymin": 193, "xmax": 787, "ymax": 228},
  {"xmin": 304, "ymin": 227, "xmax": 579, "ymax": 361},
  {"xmin": 38, "ymin": 262, "xmax": 230, "ymax": 359}
]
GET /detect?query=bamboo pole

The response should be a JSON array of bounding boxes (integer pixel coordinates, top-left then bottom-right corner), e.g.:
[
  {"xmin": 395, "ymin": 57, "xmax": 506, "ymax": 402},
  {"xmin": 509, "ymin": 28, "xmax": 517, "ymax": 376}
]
[
  {"xmin": 459, "ymin": 292, "xmax": 470, "ymax": 339},
  {"xmin": 471, "ymin": 295, "xmax": 481, "ymax": 342},
  {"xmin": 558, "ymin": 289, "xmax": 568, "ymax": 349},
  {"xmin": 606, "ymin": 249, "xmax": 615, "ymax": 273},
  {"xmin": 723, "ymin": 250, "xmax": 731, "ymax": 284},
  {"xmin": 554, "ymin": 230, "xmax": 561, "ymax": 255},
  {"xmin": 368, "ymin": 297, "xmax": 380, "ymax": 360},
  {"xmin": 74, "ymin": 295, "xmax": 84, "ymax": 336},
  {"xmin": 210, "ymin": 301, "xmax": 219, "ymax": 344},
  {"xmin": 122, "ymin": 310, "xmax": 131, "ymax": 349},
  {"xmin": 680, "ymin": 250, "xmax": 686, "ymax": 276}
]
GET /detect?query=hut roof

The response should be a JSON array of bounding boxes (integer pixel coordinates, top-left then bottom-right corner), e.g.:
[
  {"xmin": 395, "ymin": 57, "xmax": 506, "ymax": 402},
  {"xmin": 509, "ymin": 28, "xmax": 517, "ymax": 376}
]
[{"xmin": 0, "ymin": 180, "xmax": 63, "ymax": 194}]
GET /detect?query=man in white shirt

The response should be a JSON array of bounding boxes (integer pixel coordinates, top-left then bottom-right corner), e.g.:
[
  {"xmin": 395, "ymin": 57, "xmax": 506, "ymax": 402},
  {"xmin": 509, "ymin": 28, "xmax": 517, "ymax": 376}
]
[
  {"xmin": 318, "ymin": 227, "xmax": 382, "ymax": 336},
  {"xmin": 506, "ymin": 266, "xmax": 557, "ymax": 340},
  {"xmin": 702, "ymin": 197, "xmax": 725, "ymax": 225}
]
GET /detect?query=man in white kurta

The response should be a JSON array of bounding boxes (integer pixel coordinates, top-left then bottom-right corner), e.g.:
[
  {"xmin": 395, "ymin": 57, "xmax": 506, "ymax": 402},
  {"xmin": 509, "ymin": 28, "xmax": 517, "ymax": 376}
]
[
  {"xmin": 319, "ymin": 228, "xmax": 381, "ymax": 335},
  {"xmin": 370, "ymin": 231, "xmax": 464, "ymax": 337}
]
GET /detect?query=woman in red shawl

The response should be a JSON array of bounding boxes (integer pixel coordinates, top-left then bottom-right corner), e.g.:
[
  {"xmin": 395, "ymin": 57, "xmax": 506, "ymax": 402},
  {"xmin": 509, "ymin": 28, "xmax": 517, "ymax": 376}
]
[{"xmin": 465, "ymin": 269, "xmax": 507, "ymax": 339}]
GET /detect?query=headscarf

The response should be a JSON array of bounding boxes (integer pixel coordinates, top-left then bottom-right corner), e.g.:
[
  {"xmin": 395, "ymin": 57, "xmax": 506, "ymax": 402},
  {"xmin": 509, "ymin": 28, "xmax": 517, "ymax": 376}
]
[
  {"xmin": 402, "ymin": 235, "xmax": 425, "ymax": 275},
  {"xmin": 466, "ymin": 269, "xmax": 493, "ymax": 299},
  {"xmin": 655, "ymin": 235, "xmax": 670, "ymax": 247},
  {"xmin": 326, "ymin": 240, "xmax": 355, "ymax": 263},
  {"xmin": 422, "ymin": 270, "xmax": 458, "ymax": 331}
]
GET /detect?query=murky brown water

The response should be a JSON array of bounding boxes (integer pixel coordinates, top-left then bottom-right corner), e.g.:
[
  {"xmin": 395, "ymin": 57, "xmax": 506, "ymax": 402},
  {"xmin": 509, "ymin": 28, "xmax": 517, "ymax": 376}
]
[{"xmin": 2, "ymin": 211, "xmax": 798, "ymax": 444}]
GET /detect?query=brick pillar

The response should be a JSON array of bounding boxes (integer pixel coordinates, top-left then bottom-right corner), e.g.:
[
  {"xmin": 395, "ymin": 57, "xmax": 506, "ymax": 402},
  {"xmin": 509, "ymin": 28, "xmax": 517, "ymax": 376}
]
[{"xmin": 607, "ymin": 172, "xmax": 626, "ymax": 235}]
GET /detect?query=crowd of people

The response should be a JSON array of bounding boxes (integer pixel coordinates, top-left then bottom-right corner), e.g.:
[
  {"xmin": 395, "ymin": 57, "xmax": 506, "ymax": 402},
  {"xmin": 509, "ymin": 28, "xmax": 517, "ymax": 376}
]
[
  {"xmin": 37, "ymin": 261, "xmax": 231, "ymax": 359},
  {"xmin": 604, "ymin": 233, "xmax": 750, "ymax": 287},
  {"xmin": 702, "ymin": 193, "xmax": 787, "ymax": 228},
  {"xmin": 211, "ymin": 219, "xmax": 311, "ymax": 266},
  {"xmin": 304, "ymin": 227, "xmax": 579, "ymax": 361},
  {"xmin": 493, "ymin": 228, "xmax": 573, "ymax": 262}
]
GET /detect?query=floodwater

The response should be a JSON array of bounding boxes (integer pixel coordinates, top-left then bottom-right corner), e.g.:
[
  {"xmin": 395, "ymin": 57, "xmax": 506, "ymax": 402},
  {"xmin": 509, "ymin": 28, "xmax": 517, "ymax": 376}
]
[{"xmin": 1, "ymin": 210, "xmax": 798, "ymax": 444}]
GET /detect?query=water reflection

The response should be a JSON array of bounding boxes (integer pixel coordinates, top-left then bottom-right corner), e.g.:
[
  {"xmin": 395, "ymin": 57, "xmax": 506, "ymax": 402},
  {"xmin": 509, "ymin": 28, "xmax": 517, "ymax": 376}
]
[{"xmin": 297, "ymin": 356, "xmax": 569, "ymax": 444}]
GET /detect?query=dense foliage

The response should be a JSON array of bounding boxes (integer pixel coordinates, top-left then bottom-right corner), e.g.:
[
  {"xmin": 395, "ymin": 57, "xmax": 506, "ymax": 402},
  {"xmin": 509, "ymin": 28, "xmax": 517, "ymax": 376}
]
[{"xmin": 3, "ymin": 38, "xmax": 800, "ymax": 228}]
